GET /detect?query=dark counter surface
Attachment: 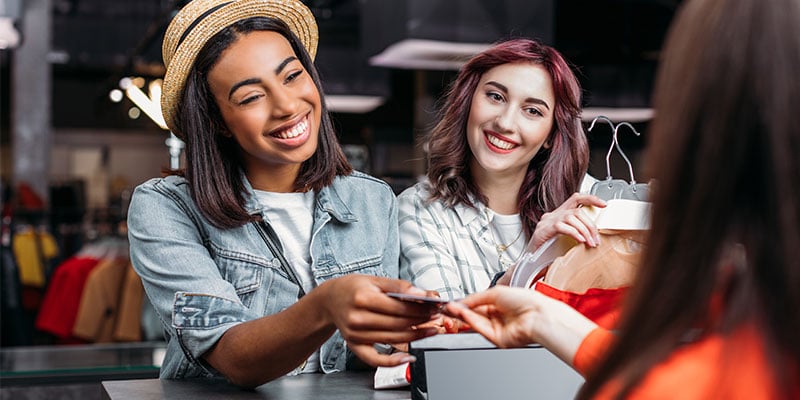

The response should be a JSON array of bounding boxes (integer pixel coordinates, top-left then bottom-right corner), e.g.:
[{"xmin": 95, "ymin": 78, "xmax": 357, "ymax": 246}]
[
  {"xmin": 0, "ymin": 341, "xmax": 165, "ymax": 385},
  {"xmin": 102, "ymin": 371, "xmax": 411, "ymax": 400}
]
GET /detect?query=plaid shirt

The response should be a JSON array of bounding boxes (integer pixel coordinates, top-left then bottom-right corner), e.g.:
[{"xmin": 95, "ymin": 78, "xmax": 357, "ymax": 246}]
[
  {"xmin": 398, "ymin": 182, "xmax": 519, "ymax": 300},
  {"xmin": 398, "ymin": 176, "xmax": 597, "ymax": 300}
]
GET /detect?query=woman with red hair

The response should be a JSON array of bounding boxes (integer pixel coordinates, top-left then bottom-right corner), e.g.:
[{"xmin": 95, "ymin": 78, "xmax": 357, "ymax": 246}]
[
  {"xmin": 446, "ymin": 0, "xmax": 800, "ymax": 397},
  {"xmin": 399, "ymin": 38, "xmax": 604, "ymax": 300}
]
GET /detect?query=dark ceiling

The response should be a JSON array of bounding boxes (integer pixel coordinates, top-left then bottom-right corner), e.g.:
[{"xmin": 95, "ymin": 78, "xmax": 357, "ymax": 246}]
[{"xmin": 1, "ymin": 0, "xmax": 682, "ymax": 143}]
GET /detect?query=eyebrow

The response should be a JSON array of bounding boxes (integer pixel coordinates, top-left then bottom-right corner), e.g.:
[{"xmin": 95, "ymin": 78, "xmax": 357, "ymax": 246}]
[
  {"xmin": 228, "ymin": 78, "xmax": 261, "ymax": 99},
  {"xmin": 485, "ymin": 81, "xmax": 551, "ymax": 110},
  {"xmin": 274, "ymin": 56, "xmax": 297, "ymax": 75},
  {"xmin": 227, "ymin": 56, "xmax": 299, "ymax": 99}
]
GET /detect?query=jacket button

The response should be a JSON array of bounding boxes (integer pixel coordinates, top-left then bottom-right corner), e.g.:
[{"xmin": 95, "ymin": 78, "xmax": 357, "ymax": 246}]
[{"xmin": 271, "ymin": 258, "xmax": 281, "ymax": 267}]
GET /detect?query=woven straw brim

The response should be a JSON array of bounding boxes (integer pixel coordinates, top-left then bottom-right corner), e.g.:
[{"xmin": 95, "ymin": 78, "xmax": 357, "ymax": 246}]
[{"xmin": 161, "ymin": 0, "xmax": 318, "ymax": 138}]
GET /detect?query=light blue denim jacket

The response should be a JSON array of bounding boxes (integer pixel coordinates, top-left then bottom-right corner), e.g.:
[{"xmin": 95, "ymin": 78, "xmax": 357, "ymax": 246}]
[{"xmin": 127, "ymin": 171, "xmax": 399, "ymax": 380}]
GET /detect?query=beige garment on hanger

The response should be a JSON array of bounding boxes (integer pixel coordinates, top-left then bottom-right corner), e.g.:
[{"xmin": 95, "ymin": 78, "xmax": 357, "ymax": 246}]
[
  {"xmin": 510, "ymin": 199, "xmax": 651, "ymax": 290},
  {"xmin": 542, "ymin": 230, "xmax": 646, "ymax": 292},
  {"xmin": 542, "ymin": 199, "xmax": 650, "ymax": 292},
  {"xmin": 113, "ymin": 261, "xmax": 145, "ymax": 342},
  {"xmin": 72, "ymin": 258, "xmax": 143, "ymax": 342}
]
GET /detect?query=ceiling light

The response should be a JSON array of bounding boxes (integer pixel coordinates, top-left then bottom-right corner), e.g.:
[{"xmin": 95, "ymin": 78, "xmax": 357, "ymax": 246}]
[
  {"xmin": 582, "ymin": 107, "xmax": 654, "ymax": 123},
  {"xmin": 326, "ymin": 95, "xmax": 386, "ymax": 114},
  {"xmin": 108, "ymin": 89, "xmax": 123, "ymax": 103},
  {"xmin": 0, "ymin": 17, "xmax": 19, "ymax": 49},
  {"xmin": 369, "ymin": 39, "xmax": 490, "ymax": 70},
  {"xmin": 128, "ymin": 107, "xmax": 141, "ymax": 119},
  {"xmin": 119, "ymin": 77, "xmax": 168, "ymax": 130}
]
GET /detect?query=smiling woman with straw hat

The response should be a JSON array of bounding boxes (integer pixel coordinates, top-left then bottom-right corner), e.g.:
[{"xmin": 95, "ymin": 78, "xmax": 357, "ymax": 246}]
[{"xmin": 127, "ymin": 0, "xmax": 440, "ymax": 388}]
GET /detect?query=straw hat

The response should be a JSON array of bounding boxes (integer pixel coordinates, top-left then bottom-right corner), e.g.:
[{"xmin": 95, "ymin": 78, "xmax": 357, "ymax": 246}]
[{"xmin": 160, "ymin": 0, "xmax": 318, "ymax": 137}]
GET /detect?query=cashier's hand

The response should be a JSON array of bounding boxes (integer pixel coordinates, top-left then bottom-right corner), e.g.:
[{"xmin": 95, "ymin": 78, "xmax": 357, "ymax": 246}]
[
  {"xmin": 321, "ymin": 275, "xmax": 441, "ymax": 367},
  {"xmin": 532, "ymin": 193, "xmax": 605, "ymax": 250},
  {"xmin": 444, "ymin": 286, "xmax": 599, "ymax": 369},
  {"xmin": 444, "ymin": 286, "xmax": 554, "ymax": 348}
]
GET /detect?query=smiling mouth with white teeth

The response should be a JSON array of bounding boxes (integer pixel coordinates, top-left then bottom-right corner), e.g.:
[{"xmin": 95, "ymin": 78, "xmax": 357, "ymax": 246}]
[
  {"xmin": 486, "ymin": 133, "xmax": 517, "ymax": 150},
  {"xmin": 272, "ymin": 117, "xmax": 308, "ymax": 139}
]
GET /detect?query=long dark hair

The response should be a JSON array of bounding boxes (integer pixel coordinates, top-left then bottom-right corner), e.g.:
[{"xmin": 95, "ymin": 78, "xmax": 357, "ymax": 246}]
[
  {"xmin": 425, "ymin": 38, "xmax": 587, "ymax": 237},
  {"xmin": 580, "ymin": 0, "xmax": 800, "ymax": 397},
  {"xmin": 174, "ymin": 17, "xmax": 351, "ymax": 229}
]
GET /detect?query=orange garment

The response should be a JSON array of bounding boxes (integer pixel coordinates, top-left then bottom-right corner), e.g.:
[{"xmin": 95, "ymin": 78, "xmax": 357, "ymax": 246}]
[
  {"xmin": 573, "ymin": 326, "xmax": 615, "ymax": 377},
  {"xmin": 573, "ymin": 325, "xmax": 797, "ymax": 399}
]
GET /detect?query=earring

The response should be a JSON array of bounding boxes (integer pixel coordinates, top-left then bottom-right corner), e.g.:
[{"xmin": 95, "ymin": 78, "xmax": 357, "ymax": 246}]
[{"xmin": 543, "ymin": 131, "xmax": 557, "ymax": 149}]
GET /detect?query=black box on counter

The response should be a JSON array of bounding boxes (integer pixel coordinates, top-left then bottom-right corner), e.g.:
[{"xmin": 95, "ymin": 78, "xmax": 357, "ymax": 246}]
[{"xmin": 408, "ymin": 333, "xmax": 584, "ymax": 400}]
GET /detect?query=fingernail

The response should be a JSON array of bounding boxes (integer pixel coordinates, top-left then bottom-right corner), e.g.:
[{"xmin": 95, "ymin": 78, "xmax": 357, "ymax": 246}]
[
  {"xmin": 424, "ymin": 328, "xmax": 440, "ymax": 336},
  {"xmin": 399, "ymin": 355, "xmax": 416, "ymax": 363},
  {"xmin": 594, "ymin": 235, "xmax": 601, "ymax": 245}
]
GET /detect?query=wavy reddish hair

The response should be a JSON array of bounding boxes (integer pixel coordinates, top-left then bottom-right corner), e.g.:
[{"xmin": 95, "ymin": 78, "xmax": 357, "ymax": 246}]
[{"xmin": 425, "ymin": 38, "xmax": 588, "ymax": 236}]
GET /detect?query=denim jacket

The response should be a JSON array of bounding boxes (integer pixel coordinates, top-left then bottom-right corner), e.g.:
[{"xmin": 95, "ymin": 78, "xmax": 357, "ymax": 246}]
[{"xmin": 127, "ymin": 171, "xmax": 399, "ymax": 380}]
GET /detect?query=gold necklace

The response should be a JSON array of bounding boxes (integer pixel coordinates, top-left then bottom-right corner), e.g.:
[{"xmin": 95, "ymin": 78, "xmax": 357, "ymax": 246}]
[{"xmin": 485, "ymin": 210, "xmax": 524, "ymax": 255}]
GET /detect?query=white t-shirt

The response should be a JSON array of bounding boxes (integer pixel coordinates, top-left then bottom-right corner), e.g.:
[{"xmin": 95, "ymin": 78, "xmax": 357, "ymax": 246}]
[
  {"xmin": 485, "ymin": 210, "xmax": 526, "ymax": 270},
  {"xmin": 254, "ymin": 189, "xmax": 320, "ymax": 373}
]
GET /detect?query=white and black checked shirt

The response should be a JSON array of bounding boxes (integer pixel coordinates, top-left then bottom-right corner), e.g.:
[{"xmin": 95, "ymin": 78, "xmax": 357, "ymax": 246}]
[
  {"xmin": 398, "ymin": 182, "xmax": 523, "ymax": 300},
  {"xmin": 398, "ymin": 175, "xmax": 598, "ymax": 300}
]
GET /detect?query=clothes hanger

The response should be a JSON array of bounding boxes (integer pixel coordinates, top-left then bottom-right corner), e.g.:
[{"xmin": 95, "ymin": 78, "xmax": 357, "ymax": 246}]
[
  {"xmin": 611, "ymin": 122, "xmax": 649, "ymax": 200},
  {"xmin": 510, "ymin": 117, "xmax": 652, "ymax": 289},
  {"xmin": 588, "ymin": 117, "xmax": 649, "ymax": 201}
]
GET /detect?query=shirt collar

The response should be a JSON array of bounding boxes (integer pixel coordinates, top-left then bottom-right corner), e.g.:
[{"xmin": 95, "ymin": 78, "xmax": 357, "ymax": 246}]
[{"xmin": 451, "ymin": 192, "xmax": 490, "ymax": 229}]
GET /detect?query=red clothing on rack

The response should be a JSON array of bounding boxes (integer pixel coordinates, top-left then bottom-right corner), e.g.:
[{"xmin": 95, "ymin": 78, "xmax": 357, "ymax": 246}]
[{"xmin": 35, "ymin": 256, "xmax": 101, "ymax": 340}]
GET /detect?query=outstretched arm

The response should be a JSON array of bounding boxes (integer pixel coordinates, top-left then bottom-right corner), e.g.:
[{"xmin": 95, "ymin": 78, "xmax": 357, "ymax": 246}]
[
  {"xmin": 129, "ymin": 182, "xmax": 439, "ymax": 388},
  {"xmin": 444, "ymin": 286, "xmax": 598, "ymax": 368},
  {"xmin": 206, "ymin": 275, "xmax": 440, "ymax": 387}
]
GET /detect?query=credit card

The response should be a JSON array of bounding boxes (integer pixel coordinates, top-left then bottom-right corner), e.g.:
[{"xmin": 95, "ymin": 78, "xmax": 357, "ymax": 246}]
[{"xmin": 386, "ymin": 292, "xmax": 450, "ymax": 305}]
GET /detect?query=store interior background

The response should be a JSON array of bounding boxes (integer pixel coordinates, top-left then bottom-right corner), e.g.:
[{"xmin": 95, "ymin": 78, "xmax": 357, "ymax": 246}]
[{"xmin": 0, "ymin": 0, "xmax": 679, "ymax": 351}]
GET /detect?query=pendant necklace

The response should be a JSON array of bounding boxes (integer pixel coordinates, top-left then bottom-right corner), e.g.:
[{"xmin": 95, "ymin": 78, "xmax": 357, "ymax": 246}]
[{"xmin": 485, "ymin": 210, "xmax": 524, "ymax": 267}]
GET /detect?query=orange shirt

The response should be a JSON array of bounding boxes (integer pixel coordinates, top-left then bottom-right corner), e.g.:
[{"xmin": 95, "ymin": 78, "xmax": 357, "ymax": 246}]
[
  {"xmin": 573, "ymin": 324, "xmax": 797, "ymax": 399},
  {"xmin": 573, "ymin": 327, "xmax": 614, "ymax": 377}
]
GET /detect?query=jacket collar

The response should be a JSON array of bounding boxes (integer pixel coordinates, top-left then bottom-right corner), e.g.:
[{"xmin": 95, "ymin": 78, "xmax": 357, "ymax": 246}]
[{"xmin": 241, "ymin": 172, "xmax": 356, "ymax": 223}]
